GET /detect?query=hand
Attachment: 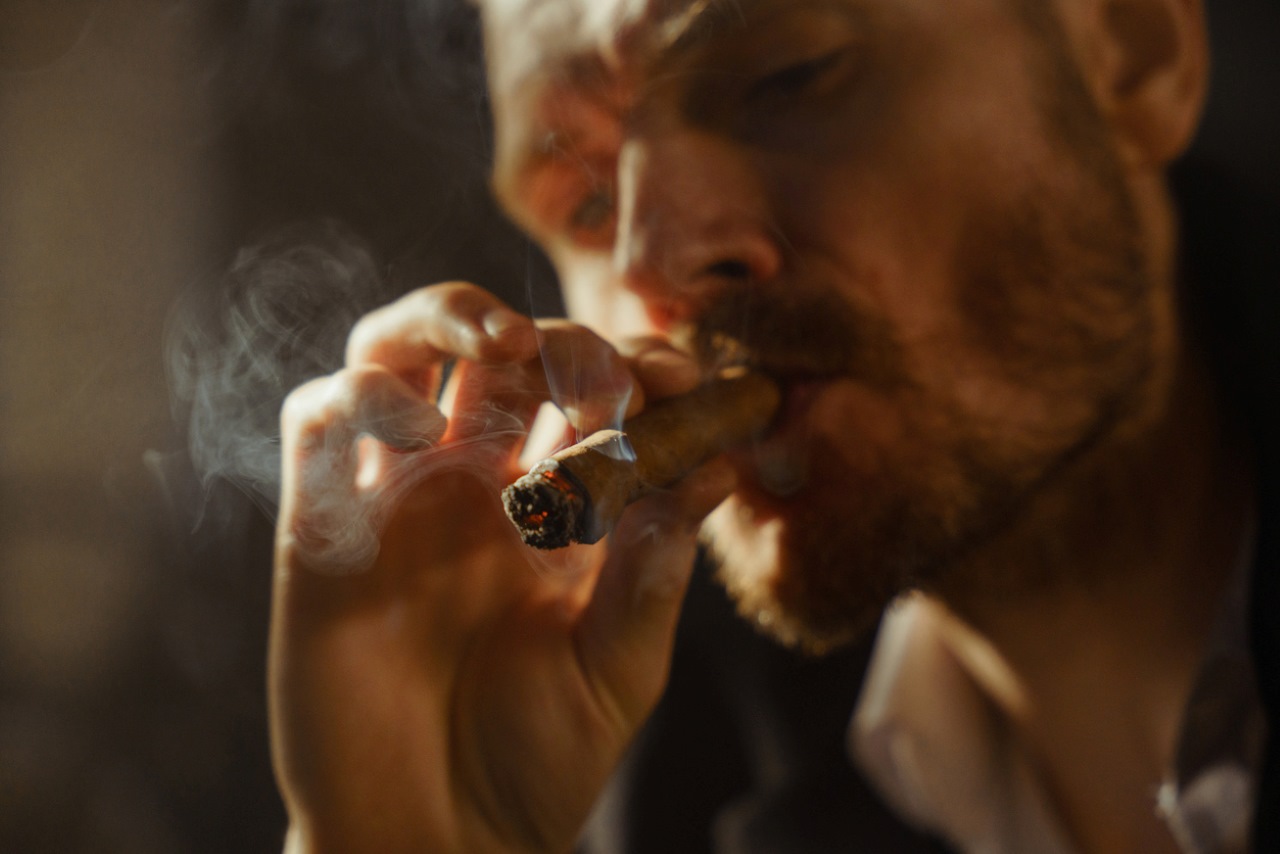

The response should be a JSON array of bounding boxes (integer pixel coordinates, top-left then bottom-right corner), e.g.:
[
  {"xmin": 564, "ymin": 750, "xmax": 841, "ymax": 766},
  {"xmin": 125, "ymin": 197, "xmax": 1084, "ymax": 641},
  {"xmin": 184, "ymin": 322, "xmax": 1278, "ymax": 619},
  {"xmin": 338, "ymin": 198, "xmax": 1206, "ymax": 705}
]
[{"xmin": 269, "ymin": 283, "xmax": 735, "ymax": 853}]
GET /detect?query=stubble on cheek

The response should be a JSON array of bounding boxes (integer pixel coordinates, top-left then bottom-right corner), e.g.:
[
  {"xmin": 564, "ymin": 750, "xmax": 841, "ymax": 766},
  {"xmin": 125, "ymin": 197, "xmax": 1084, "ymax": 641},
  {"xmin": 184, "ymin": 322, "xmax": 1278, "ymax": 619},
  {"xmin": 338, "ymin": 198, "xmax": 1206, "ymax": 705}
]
[
  {"xmin": 699, "ymin": 175, "xmax": 1155, "ymax": 654},
  {"xmin": 683, "ymin": 283, "xmax": 924, "ymax": 652},
  {"xmin": 701, "ymin": 486, "xmax": 901, "ymax": 654},
  {"xmin": 949, "ymin": 136, "xmax": 1155, "ymax": 455},
  {"xmin": 695, "ymin": 6, "xmax": 1162, "ymax": 653},
  {"xmin": 699, "ymin": 379, "xmax": 985, "ymax": 654},
  {"xmin": 682, "ymin": 273, "xmax": 1013, "ymax": 652}
]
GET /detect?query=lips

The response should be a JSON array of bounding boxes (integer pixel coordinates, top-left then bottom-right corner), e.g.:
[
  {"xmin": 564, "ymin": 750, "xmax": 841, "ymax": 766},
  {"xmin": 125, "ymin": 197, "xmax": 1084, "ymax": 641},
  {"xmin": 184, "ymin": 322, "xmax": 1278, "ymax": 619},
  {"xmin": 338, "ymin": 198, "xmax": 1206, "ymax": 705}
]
[
  {"xmin": 677, "ymin": 328, "xmax": 845, "ymax": 504},
  {"xmin": 670, "ymin": 285, "xmax": 882, "ymax": 503},
  {"xmin": 729, "ymin": 378, "xmax": 827, "ymax": 502}
]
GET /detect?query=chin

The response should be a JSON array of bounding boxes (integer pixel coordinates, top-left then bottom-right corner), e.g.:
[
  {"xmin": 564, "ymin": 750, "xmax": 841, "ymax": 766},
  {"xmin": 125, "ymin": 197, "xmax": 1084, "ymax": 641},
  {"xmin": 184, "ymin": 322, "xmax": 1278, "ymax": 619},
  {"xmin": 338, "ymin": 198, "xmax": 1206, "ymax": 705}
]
[{"xmin": 700, "ymin": 490, "xmax": 897, "ymax": 656}]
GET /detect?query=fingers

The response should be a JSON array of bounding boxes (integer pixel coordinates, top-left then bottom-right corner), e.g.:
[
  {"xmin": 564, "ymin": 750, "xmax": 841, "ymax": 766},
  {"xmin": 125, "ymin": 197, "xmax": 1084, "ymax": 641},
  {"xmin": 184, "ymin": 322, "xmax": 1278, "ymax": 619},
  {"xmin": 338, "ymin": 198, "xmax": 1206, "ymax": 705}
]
[
  {"xmin": 346, "ymin": 282, "xmax": 539, "ymax": 393},
  {"xmin": 507, "ymin": 331, "xmax": 699, "ymax": 447},
  {"xmin": 615, "ymin": 335, "xmax": 703, "ymax": 403},
  {"xmin": 533, "ymin": 321, "xmax": 641, "ymax": 434},
  {"xmin": 283, "ymin": 365, "xmax": 447, "ymax": 460},
  {"xmin": 284, "ymin": 280, "xmax": 716, "ymax": 577},
  {"xmin": 346, "ymin": 282, "xmax": 546, "ymax": 458},
  {"xmin": 279, "ymin": 365, "xmax": 447, "ymax": 571},
  {"xmin": 280, "ymin": 281, "xmax": 660, "ymax": 569},
  {"xmin": 346, "ymin": 284, "xmax": 642, "ymax": 456},
  {"xmin": 345, "ymin": 284, "xmax": 704, "ymax": 465},
  {"xmin": 437, "ymin": 323, "xmax": 638, "ymax": 461},
  {"xmin": 573, "ymin": 457, "xmax": 738, "ymax": 724}
]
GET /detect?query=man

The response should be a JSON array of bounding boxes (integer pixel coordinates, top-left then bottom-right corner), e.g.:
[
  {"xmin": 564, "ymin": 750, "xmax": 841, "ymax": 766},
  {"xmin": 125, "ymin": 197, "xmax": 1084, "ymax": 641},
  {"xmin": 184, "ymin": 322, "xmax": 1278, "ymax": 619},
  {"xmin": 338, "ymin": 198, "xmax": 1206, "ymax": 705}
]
[{"xmin": 267, "ymin": 0, "xmax": 1275, "ymax": 851}]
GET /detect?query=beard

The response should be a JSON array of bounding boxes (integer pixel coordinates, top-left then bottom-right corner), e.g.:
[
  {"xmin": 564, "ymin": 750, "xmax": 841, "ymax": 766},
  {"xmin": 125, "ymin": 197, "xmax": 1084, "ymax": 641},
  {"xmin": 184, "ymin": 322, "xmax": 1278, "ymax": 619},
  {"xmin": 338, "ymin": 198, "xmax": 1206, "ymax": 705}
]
[{"xmin": 693, "ymin": 111, "xmax": 1154, "ymax": 656}]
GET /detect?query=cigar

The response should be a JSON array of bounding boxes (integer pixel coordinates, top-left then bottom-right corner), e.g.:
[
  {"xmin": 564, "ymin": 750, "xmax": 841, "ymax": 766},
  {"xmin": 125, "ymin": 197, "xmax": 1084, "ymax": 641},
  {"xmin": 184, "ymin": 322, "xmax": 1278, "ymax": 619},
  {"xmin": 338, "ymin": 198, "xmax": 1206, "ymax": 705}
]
[{"xmin": 502, "ymin": 371, "xmax": 781, "ymax": 549}]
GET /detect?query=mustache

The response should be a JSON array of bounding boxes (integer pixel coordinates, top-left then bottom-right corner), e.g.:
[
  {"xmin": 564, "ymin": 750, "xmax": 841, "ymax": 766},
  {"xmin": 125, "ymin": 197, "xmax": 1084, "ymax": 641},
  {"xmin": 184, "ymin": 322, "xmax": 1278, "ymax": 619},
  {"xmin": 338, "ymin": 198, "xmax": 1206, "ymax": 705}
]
[{"xmin": 672, "ymin": 284, "xmax": 907, "ymax": 389}]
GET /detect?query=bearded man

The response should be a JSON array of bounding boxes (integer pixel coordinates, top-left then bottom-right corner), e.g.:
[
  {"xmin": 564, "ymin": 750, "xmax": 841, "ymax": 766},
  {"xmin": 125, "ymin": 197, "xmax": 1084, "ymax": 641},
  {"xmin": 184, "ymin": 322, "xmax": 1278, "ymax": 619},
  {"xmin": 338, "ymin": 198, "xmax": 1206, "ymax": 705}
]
[{"xmin": 267, "ymin": 0, "xmax": 1277, "ymax": 851}]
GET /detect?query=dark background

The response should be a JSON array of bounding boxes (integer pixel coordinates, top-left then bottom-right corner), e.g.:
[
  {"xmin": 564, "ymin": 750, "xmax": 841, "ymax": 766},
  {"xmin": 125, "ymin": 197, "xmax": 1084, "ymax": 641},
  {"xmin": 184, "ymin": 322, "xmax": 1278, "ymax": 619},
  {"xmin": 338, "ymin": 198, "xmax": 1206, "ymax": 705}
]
[{"xmin": 0, "ymin": 1, "xmax": 1275, "ymax": 851}]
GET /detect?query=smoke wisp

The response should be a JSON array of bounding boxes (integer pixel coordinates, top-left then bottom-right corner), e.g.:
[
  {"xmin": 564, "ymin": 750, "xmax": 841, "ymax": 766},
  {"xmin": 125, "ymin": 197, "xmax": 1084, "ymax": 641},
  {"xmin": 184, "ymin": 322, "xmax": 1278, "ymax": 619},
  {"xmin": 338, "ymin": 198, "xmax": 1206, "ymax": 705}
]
[{"xmin": 167, "ymin": 220, "xmax": 394, "ymax": 521}]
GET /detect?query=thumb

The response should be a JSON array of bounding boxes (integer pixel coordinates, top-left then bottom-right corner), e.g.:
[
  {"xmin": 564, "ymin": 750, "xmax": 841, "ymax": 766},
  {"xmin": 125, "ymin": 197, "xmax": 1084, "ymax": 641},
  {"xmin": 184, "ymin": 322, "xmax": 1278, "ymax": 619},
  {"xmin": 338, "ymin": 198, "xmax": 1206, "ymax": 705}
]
[{"xmin": 574, "ymin": 457, "xmax": 737, "ymax": 724}]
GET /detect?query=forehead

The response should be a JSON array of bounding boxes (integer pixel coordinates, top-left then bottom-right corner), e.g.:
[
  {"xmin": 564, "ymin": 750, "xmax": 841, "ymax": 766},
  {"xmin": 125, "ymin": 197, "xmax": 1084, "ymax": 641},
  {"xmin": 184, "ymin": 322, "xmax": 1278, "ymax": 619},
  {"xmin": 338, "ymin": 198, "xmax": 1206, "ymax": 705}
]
[
  {"xmin": 481, "ymin": 0, "xmax": 869, "ymax": 202},
  {"xmin": 479, "ymin": 0, "xmax": 1041, "ymax": 96},
  {"xmin": 479, "ymin": 0, "xmax": 1064, "ymax": 220},
  {"xmin": 480, "ymin": 0, "xmax": 797, "ymax": 93}
]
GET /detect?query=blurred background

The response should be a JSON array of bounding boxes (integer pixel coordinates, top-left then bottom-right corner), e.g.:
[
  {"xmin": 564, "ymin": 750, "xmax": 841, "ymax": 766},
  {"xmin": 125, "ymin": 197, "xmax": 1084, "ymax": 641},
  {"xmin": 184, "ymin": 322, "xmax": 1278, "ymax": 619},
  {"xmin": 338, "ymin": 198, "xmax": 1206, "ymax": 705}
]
[{"xmin": 0, "ymin": 1, "xmax": 1275, "ymax": 851}]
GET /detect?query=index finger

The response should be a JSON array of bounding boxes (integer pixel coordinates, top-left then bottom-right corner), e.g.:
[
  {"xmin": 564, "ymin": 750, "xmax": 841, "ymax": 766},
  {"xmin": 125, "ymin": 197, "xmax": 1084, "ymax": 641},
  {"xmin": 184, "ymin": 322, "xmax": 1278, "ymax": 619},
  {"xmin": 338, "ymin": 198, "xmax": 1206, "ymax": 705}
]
[{"xmin": 345, "ymin": 283, "xmax": 540, "ymax": 387}]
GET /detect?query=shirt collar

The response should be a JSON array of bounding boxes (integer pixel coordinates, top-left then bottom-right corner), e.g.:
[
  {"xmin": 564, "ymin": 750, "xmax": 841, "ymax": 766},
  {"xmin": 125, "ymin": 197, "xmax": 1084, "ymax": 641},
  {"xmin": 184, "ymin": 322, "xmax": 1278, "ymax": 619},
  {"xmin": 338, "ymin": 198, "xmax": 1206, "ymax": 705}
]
[
  {"xmin": 848, "ymin": 592, "xmax": 1075, "ymax": 853},
  {"xmin": 848, "ymin": 513, "xmax": 1264, "ymax": 854}
]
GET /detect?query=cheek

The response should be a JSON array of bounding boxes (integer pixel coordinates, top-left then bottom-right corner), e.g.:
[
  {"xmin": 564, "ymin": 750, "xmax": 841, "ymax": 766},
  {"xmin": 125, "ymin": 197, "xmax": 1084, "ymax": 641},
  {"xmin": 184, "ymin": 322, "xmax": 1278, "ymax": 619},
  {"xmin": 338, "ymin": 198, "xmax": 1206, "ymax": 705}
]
[
  {"xmin": 556, "ymin": 255, "xmax": 657, "ymax": 340},
  {"xmin": 766, "ymin": 68, "xmax": 1066, "ymax": 351},
  {"xmin": 805, "ymin": 379, "xmax": 910, "ymax": 476},
  {"xmin": 772, "ymin": 154, "xmax": 974, "ymax": 356}
]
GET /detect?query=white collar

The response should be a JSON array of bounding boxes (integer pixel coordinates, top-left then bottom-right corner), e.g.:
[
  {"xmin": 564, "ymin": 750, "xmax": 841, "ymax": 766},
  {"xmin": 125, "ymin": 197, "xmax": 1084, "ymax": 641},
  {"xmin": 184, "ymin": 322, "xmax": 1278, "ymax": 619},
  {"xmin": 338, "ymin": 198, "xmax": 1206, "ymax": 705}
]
[
  {"xmin": 847, "ymin": 512, "xmax": 1264, "ymax": 854},
  {"xmin": 848, "ymin": 592, "xmax": 1075, "ymax": 854}
]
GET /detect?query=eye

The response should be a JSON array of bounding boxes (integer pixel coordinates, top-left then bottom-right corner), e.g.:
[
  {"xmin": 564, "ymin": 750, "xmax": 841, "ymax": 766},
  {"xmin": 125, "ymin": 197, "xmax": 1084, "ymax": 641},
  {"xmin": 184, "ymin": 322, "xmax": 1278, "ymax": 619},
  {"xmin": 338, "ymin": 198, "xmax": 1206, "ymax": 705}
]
[
  {"xmin": 569, "ymin": 187, "xmax": 613, "ymax": 231},
  {"xmin": 565, "ymin": 184, "xmax": 616, "ymax": 247},
  {"xmin": 515, "ymin": 154, "xmax": 618, "ymax": 250},
  {"xmin": 746, "ymin": 48, "xmax": 846, "ymax": 101}
]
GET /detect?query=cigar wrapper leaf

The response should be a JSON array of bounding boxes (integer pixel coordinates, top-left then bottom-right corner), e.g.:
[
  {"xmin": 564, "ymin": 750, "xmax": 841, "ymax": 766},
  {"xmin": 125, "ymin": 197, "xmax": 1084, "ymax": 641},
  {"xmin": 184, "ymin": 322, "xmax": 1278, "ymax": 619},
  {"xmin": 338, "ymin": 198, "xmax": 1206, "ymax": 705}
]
[{"xmin": 502, "ymin": 372, "xmax": 781, "ymax": 549}]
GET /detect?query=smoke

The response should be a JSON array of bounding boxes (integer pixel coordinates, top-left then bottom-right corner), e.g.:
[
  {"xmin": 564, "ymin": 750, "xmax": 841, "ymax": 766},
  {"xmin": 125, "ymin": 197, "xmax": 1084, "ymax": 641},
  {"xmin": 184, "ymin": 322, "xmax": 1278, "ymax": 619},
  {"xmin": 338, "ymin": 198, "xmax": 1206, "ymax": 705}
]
[
  {"xmin": 163, "ymin": 219, "xmax": 590, "ymax": 576},
  {"xmin": 158, "ymin": 0, "xmax": 580, "ymax": 573},
  {"xmin": 166, "ymin": 220, "xmax": 394, "ymax": 521},
  {"xmin": 161, "ymin": 0, "xmax": 508, "ymax": 530}
]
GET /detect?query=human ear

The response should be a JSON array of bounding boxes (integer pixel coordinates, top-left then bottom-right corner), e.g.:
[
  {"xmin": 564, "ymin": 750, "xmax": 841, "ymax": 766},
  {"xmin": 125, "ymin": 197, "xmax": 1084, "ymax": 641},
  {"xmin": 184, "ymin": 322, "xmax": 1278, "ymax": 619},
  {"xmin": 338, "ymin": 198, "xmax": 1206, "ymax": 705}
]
[{"xmin": 1086, "ymin": 0, "xmax": 1209, "ymax": 166}]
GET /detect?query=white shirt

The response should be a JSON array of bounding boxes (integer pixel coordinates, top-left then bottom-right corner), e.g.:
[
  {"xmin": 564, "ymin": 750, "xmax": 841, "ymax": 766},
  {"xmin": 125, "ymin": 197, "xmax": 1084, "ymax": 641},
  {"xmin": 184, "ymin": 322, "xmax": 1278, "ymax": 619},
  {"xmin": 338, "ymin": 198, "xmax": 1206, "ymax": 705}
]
[{"xmin": 849, "ymin": 549, "xmax": 1265, "ymax": 854}]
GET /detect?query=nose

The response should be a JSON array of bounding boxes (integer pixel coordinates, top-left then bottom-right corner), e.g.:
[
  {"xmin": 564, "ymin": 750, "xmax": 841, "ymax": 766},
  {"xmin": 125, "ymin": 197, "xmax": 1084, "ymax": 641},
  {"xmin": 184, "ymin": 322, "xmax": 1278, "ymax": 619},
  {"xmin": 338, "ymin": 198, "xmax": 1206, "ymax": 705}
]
[{"xmin": 612, "ymin": 125, "xmax": 782, "ymax": 329}]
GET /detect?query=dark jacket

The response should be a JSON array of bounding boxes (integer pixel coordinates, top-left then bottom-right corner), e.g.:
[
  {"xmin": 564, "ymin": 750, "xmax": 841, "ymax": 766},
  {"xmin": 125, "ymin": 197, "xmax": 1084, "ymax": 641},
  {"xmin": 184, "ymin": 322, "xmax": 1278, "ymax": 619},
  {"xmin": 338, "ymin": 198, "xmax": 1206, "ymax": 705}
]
[{"xmin": 1178, "ymin": 161, "xmax": 1280, "ymax": 852}]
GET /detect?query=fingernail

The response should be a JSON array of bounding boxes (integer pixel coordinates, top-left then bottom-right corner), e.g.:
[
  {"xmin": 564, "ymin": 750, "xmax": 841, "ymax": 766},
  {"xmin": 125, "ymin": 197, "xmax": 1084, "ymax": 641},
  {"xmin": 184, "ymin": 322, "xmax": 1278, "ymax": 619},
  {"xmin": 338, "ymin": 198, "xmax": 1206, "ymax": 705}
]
[
  {"xmin": 482, "ymin": 308, "xmax": 527, "ymax": 339},
  {"xmin": 639, "ymin": 348, "xmax": 701, "ymax": 390},
  {"xmin": 639, "ymin": 346, "xmax": 697, "ymax": 372}
]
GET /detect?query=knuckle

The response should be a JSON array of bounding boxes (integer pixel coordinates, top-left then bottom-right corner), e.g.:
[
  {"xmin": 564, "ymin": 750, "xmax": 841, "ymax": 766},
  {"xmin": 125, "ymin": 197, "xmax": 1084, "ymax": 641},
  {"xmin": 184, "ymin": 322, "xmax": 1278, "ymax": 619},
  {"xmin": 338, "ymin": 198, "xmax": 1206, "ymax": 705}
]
[
  {"xmin": 537, "ymin": 323, "xmax": 638, "ymax": 421},
  {"xmin": 628, "ymin": 344, "xmax": 701, "ymax": 400},
  {"xmin": 280, "ymin": 377, "xmax": 330, "ymax": 428},
  {"xmin": 280, "ymin": 374, "xmax": 362, "ymax": 453},
  {"xmin": 347, "ymin": 363, "xmax": 394, "ymax": 401},
  {"xmin": 291, "ymin": 416, "xmax": 331, "ymax": 452},
  {"xmin": 539, "ymin": 320, "xmax": 620, "ymax": 366},
  {"xmin": 417, "ymin": 280, "xmax": 483, "ymax": 317},
  {"xmin": 616, "ymin": 334, "xmax": 672, "ymax": 358},
  {"xmin": 344, "ymin": 310, "xmax": 384, "ymax": 364}
]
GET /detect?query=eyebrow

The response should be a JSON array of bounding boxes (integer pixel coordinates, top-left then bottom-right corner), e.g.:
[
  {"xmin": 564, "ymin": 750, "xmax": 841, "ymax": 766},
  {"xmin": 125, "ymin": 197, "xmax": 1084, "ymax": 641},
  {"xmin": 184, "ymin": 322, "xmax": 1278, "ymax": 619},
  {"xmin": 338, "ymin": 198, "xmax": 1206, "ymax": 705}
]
[
  {"xmin": 494, "ymin": 0, "xmax": 870, "ymax": 209},
  {"xmin": 659, "ymin": 0, "xmax": 862, "ymax": 60},
  {"xmin": 662, "ymin": 0, "xmax": 755, "ymax": 56},
  {"xmin": 525, "ymin": 0, "xmax": 864, "ymax": 100}
]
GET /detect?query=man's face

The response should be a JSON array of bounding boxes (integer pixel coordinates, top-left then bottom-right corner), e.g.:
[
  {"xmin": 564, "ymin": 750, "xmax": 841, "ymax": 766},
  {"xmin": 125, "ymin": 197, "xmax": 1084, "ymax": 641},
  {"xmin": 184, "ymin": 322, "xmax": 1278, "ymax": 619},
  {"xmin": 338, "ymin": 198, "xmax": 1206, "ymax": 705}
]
[{"xmin": 484, "ymin": 0, "xmax": 1160, "ymax": 649}]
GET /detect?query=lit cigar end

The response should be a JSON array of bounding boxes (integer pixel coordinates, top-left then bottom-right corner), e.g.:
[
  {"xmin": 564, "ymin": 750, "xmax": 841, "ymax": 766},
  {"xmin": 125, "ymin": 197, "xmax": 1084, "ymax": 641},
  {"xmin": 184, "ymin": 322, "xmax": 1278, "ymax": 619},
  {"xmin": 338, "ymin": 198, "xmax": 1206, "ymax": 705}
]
[
  {"xmin": 501, "ymin": 460, "xmax": 589, "ymax": 550},
  {"xmin": 503, "ymin": 372, "xmax": 781, "ymax": 550}
]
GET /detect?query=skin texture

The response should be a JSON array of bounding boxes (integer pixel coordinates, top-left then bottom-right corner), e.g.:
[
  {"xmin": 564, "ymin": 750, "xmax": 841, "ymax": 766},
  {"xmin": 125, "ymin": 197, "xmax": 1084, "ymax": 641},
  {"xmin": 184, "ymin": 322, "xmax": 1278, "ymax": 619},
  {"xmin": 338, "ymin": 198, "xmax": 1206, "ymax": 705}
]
[
  {"xmin": 271, "ymin": 283, "xmax": 738, "ymax": 853},
  {"xmin": 486, "ymin": 0, "xmax": 1171, "ymax": 651},
  {"xmin": 270, "ymin": 1, "xmax": 1248, "ymax": 852}
]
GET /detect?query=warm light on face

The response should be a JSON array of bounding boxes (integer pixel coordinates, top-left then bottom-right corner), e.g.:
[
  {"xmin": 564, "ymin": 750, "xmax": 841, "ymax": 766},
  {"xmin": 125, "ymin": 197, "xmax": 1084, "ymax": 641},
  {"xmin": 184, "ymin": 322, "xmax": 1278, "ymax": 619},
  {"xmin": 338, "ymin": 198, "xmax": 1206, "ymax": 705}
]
[{"xmin": 481, "ymin": 0, "xmax": 1164, "ymax": 650}]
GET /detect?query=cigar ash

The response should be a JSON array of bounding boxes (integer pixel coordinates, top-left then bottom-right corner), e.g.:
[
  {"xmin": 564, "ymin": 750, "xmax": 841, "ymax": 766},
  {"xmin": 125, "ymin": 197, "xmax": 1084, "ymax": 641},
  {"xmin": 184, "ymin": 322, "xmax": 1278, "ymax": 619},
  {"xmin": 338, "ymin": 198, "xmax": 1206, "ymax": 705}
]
[
  {"xmin": 503, "ymin": 430, "xmax": 641, "ymax": 549},
  {"xmin": 501, "ymin": 460, "xmax": 589, "ymax": 550}
]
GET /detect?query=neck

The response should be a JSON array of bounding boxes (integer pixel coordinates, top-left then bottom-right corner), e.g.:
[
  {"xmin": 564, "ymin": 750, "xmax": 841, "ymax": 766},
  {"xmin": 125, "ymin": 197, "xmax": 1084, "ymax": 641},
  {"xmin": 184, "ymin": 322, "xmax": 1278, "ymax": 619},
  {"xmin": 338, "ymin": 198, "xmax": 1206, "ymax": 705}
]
[{"xmin": 935, "ymin": 346, "xmax": 1253, "ymax": 851}]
